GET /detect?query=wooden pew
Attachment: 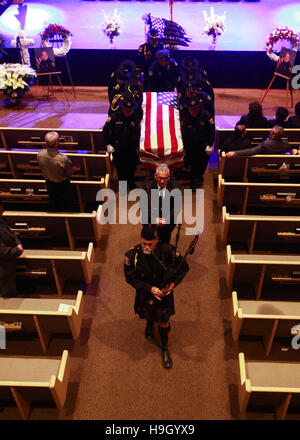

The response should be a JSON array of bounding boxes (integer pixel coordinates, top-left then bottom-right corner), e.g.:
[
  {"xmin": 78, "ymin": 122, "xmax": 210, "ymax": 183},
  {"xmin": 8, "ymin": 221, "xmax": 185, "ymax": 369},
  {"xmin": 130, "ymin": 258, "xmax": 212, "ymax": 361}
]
[
  {"xmin": 219, "ymin": 152, "xmax": 300, "ymax": 183},
  {"xmin": 0, "ymin": 350, "xmax": 70, "ymax": 419},
  {"xmin": 17, "ymin": 242, "xmax": 94, "ymax": 296},
  {"xmin": 238, "ymin": 352, "xmax": 300, "ymax": 419},
  {"xmin": 0, "ymin": 178, "xmax": 107, "ymax": 212},
  {"xmin": 0, "ymin": 149, "xmax": 112, "ymax": 182},
  {"xmin": 232, "ymin": 291, "xmax": 300, "ymax": 356},
  {"xmin": 221, "ymin": 206, "xmax": 300, "ymax": 254},
  {"xmin": 214, "ymin": 127, "xmax": 300, "ymax": 152},
  {"xmin": 0, "ymin": 127, "xmax": 106, "ymax": 153},
  {"xmin": 0, "ymin": 291, "xmax": 84, "ymax": 352},
  {"xmin": 226, "ymin": 245, "xmax": 300, "ymax": 300},
  {"xmin": 218, "ymin": 175, "xmax": 300, "ymax": 215},
  {"xmin": 3, "ymin": 209, "xmax": 102, "ymax": 250}
]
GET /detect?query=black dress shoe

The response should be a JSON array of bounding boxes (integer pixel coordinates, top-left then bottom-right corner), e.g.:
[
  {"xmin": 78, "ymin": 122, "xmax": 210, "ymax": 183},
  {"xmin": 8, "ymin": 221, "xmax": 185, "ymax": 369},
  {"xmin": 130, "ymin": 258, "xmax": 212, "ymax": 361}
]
[
  {"xmin": 145, "ymin": 321, "xmax": 154, "ymax": 340},
  {"xmin": 161, "ymin": 348, "xmax": 173, "ymax": 369}
]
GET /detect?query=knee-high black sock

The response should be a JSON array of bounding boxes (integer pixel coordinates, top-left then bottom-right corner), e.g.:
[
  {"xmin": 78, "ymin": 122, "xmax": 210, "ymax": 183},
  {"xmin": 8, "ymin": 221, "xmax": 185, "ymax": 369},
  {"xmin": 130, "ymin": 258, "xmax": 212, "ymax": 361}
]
[{"xmin": 158, "ymin": 324, "xmax": 171, "ymax": 350}]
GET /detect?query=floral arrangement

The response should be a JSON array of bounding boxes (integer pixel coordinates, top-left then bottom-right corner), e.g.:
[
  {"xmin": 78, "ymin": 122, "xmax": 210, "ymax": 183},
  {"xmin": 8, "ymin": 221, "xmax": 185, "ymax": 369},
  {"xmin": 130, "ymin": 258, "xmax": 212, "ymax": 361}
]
[
  {"xmin": 0, "ymin": 63, "xmax": 36, "ymax": 102},
  {"xmin": 265, "ymin": 27, "xmax": 299, "ymax": 62},
  {"xmin": 40, "ymin": 24, "xmax": 72, "ymax": 57},
  {"xmin": 101, "ymin": 9, "xmax": 123, "ymax": 46},
  {"xmin": 203, "ymin": 7, "xmax": 226, "ymax": 40},
  {"xmin": 11, "ymin": 30, "xmax": 34, "ymax": 66}
]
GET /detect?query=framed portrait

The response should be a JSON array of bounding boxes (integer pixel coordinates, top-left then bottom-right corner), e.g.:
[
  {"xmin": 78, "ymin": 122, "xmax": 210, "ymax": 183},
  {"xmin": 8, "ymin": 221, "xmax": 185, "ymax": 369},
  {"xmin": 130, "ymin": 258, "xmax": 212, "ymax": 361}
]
[
  {"xmin": 275, "ymin": 48, "xmax": 297, "ymax": 79},
  {"xmin": 34, "ymin": 47, "xmax": 56, "ymax": 74}
]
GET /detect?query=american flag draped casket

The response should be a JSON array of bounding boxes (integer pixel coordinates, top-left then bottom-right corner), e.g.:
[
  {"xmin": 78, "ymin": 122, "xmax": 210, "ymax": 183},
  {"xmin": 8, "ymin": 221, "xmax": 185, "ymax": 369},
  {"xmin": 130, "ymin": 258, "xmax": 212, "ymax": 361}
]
[{"xmin": 139, "ymin": 91, "xmax": 184, "ymax": 170}]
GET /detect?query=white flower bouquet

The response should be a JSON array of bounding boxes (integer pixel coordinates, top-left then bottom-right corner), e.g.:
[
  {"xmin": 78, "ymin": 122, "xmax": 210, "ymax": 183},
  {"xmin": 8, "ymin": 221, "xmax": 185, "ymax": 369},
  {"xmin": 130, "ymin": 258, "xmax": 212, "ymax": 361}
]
[
  {"xmin": 102, "ymin": 9, "xmax": 123, "ymax": 45},
  {"xmin": 203, "ymin": 7, "xmax": 226, "ymax": 39},
  {"xmin": 1, "ymin": 63, "xmax": 36, "ymax": 101}
]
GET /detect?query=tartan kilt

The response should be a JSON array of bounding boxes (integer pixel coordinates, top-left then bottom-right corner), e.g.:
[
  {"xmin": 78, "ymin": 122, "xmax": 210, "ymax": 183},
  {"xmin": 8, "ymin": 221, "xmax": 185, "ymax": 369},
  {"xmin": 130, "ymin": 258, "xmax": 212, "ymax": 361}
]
[{"xmin": 134, "ymin": 289, "xmax": 175, "ymax": 323}]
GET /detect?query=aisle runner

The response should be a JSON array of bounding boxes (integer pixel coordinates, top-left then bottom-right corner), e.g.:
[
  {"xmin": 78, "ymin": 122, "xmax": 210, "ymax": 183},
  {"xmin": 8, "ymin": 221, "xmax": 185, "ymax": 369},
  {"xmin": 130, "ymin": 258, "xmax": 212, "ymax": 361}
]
[{"xmin": 139, "ymin": 91, "xmax": 184, "ymax": 169}]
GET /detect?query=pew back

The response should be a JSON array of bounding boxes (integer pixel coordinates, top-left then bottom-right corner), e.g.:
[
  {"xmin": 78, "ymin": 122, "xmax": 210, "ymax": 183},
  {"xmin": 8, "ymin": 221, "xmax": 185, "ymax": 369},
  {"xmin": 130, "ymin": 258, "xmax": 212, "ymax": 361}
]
[
  {"xmin": 3, "ymin": 209, "xmax": 101, "ymax": 249},
  {"xmin": 219, "ymin": 153, "xmax": 300, "ymax": 183},
  {"xmin": 215, "ymin": 128, "xmax": 300, "ymax": 152},
  {"xmin": 0, "ymin": 350, "xmax": 70, "ymax": 419}
]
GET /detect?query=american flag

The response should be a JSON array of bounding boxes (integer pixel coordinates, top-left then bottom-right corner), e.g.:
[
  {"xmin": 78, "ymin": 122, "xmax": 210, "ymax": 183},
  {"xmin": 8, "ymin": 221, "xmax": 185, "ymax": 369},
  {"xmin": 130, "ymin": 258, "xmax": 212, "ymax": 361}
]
[{"xmin": 139, "ymin": 92, "xmax": 184, "ymax": 170}]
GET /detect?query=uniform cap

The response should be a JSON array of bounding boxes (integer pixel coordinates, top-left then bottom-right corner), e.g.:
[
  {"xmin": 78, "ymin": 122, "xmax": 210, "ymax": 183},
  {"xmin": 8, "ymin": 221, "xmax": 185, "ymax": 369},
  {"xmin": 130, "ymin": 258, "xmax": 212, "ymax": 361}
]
[{"xmin": 155, "ymin": 50, "xmax": 170, "ymax": 61}]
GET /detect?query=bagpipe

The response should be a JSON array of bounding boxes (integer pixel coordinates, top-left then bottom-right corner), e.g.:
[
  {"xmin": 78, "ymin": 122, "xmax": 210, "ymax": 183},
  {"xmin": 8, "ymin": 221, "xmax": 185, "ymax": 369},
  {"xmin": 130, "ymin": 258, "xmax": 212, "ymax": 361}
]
[{"xmin": 152, "ymin": 224, "xmax": 199, "ymax": 290}]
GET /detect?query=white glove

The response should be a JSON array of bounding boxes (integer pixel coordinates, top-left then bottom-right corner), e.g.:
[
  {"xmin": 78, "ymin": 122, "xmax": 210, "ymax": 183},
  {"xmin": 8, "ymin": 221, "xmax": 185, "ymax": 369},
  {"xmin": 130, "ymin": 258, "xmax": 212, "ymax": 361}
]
[
  {"xmin": 106, "ymin": 145, "xmax": 115, "ymax": 154},
  {"xmin": 205, "ymin": 145, "xmax": 213, "ymax": 155}
]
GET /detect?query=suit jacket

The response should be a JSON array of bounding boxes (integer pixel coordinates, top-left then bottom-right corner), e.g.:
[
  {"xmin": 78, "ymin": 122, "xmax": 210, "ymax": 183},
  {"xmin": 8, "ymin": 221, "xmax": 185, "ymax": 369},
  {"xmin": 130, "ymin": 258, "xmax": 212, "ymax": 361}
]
[
  {"xmin": 143, "ymin": 178, "xmax": 181, "ymax": 226},
  {"xmin": 0, "ymin": 218, "xmax": 22, "ymax": 279},
  {"xmin": 234, "ymin": 138, "xmax": 291, "ymax": 156}
]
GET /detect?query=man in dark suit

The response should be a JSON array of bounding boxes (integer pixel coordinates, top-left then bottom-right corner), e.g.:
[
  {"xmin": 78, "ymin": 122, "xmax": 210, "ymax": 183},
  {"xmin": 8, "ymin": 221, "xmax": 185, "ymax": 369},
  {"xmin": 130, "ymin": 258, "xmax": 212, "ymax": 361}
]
[
  {"xmin": 143, "ymin": 164, "xmax": 181, "ymax": 244},
  {"xmin": 0, "ymin": 200, "xmax": 24, "ymax": 297},
  {"xmin": 225, "ymin": 126, "xmax": 298, "ymax": 157}
]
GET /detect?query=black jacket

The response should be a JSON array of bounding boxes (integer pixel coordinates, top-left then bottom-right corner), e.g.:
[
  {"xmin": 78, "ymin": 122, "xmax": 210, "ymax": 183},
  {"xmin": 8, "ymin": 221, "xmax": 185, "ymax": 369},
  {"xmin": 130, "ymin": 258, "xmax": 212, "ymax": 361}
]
[
  {"xmin": 143, "ymin": 178, "xmax": 181, "ymax": 226},
  {"xmin": 102, "ymin": 111, "xmax": 142, "ymax": 154},
  {"xmin": 237, "ymin": 114, "xmax": 269, "ymax": 128},
  {"xmin": 234, "ymin": 138, "xmax": 291, "ymax": 156},
  {"xmin": 148, "ymin": 59, "xmax": 182, "ymax": 92},
  {"xmin": 124, "ymin": 242, "xmax": 189, "ymax": 321},
  {"xmin": 180, "ymin": 109, "xmax": 215, "ymax": 148},
  {"xmin": 221, "ymin": 137, "xmax": 252, "ymax": 152},
  {"xmin": 287, "ymin": 115, "xmax": 300, "ymax": 128},
  {"xmin": 0, "ymin": 218, "xmax": 22, "ymax": 279}
]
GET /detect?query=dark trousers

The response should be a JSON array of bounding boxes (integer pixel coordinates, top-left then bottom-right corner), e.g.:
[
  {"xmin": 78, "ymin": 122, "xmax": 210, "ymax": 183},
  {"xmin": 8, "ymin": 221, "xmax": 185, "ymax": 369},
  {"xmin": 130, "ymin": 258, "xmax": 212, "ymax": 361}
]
[
  {"xmin": 46, "ymin": 179, "xmax": 73, "ymax": 212},
  {"xmin": 0, "ymin": 274, "xmax": 17, "ymax": 298},
  {"xmin": 185, "ymin": 145, "xmax": 210, "ymax": 181},
  {"xmin": 113, "ymin": 152, "xmax": 137, "ymax": 187}
]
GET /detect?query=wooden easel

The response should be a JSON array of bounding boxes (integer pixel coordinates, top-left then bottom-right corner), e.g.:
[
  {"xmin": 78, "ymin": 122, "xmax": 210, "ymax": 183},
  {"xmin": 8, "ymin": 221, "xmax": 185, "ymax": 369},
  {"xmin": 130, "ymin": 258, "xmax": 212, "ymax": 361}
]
[
  {"xmin": 33, "ymin": 71, "xmax": 70, "ymax": 108},
  {"xmin": 260, "ymin": 72, "xmax": 293, "ymax": 109}
]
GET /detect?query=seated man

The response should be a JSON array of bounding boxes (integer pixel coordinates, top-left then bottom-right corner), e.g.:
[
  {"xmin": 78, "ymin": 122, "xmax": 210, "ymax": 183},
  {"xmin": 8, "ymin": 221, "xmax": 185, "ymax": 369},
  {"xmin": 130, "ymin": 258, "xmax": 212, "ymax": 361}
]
[
  {"xmin": 236, "ymin": 101, "xmax": 268, "ymax": 128},
  {"xmin": 267, "ymin": 106, "xmax": 289, "ymax": 128},
  {"xmin": 287, "ymin": 102, "xmax": 300, "ymax": 128},
  {"xmin": 226, "ymin": 125, "xmax": 298, "ymax": 157},
  {"xmin": 221, "ymin": 124, "xmax": 252, "ymax": 152}
]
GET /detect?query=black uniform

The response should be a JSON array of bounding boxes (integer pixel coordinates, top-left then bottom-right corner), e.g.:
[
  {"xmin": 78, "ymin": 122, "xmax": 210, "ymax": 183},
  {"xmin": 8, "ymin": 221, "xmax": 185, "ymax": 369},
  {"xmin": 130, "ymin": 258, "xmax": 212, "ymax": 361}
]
[
  {"xmin": 0, "ymin": 218, "xmax": 23, "ymax": 297},
  {"xmin": 102, "ymin": 109, "xmax": 142, "ymax": 187},
  {"xmin": 148, "ymin": 58, "xmax": 182, "ymax": 92},
  {"xmin": 178, "ymin": 78, "xmax": 215, "ymax": 106},
  {"xmin": 136, "ymin": 41, "xmax": 164, "ymax": 91},
  {"xmin": 108, "ymin": 60, "xmax": 139, "ymax": 103},
  {"xmin": 180, "ymin": 107, "xmax": 216, "ymax": 183},
  {"xmin": 124, "ymin": 242, "xmax": 189, "ymax": 323},
  {"xmin": 108, "ymin": 80, "xmax": 143, "ymax": 119}
]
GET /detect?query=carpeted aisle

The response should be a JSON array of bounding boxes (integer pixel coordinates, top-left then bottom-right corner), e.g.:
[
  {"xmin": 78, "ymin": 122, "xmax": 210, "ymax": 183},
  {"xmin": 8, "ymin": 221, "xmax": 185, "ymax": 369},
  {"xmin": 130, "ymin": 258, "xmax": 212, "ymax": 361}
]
[{"xmin": 66, "ymin": 168, "xmax": 234, "ymax": 420}]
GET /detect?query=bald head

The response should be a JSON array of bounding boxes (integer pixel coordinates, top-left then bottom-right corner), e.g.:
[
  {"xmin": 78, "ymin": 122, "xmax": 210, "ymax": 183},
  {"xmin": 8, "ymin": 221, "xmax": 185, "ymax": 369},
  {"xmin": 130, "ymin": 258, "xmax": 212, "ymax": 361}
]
[{"xmin": 45, "ymin": 131, "xmax": 59, "ymax": 149}]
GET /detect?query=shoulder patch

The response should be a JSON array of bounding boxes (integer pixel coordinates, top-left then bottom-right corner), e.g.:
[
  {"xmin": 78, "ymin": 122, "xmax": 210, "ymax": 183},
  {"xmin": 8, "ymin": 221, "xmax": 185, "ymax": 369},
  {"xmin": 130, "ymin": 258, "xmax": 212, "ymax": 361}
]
[{"xmin": 124, "ymin": 256, "xmax": 131, "ymax": 266}]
